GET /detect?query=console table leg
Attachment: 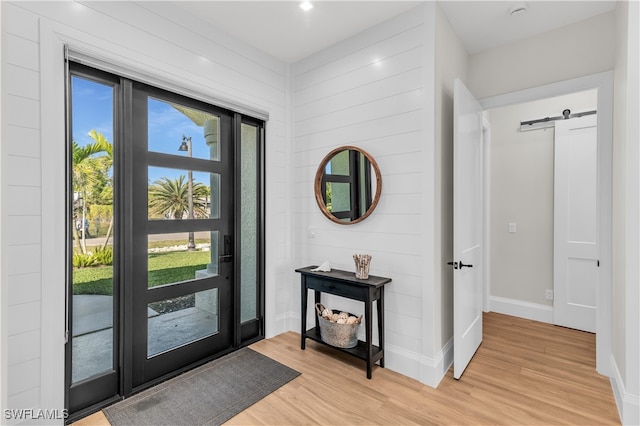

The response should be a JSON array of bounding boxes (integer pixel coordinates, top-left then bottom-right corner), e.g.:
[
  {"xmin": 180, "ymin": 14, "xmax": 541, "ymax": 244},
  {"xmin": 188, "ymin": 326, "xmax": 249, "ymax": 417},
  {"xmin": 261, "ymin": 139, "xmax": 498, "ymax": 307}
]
[
  {"xmin": 377, "ymin": 292, "xmax": 384, "ymax": 368},
  {"xmin": 365, "ymin": 298, "xmax": 373, "ymax": 379},
  {"xmin": 314, "ymin": 291, "xmax": 321, "ymax": 330},
  {"xmin": 301, "ymin": 281, "xmax": 307, "ymax": 350}
]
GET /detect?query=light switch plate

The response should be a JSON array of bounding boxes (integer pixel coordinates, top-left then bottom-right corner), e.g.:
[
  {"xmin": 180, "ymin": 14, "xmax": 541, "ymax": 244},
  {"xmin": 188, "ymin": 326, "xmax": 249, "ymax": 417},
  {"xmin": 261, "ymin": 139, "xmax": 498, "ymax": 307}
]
[{"xmin": 508, "ymin": 223, "xmax": 517, "ymax": 233}]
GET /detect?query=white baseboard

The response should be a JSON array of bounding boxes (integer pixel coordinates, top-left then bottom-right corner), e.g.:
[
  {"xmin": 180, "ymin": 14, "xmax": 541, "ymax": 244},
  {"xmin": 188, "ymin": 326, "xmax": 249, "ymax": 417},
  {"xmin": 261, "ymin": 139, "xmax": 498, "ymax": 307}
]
[
  {"xmin": 266, "ymin": 310, "xmax": 298, "ymax": 339},
  {"xmin": 490, "ymin": 296, "xmax": 553, "ymax": 324},
  {"xmin": 610, "ymin": 355, "xmax": 640, "ymax": 425},
  {"xmin": 385, "ymin": 337, "xmax": 453, "ymax": 388}
]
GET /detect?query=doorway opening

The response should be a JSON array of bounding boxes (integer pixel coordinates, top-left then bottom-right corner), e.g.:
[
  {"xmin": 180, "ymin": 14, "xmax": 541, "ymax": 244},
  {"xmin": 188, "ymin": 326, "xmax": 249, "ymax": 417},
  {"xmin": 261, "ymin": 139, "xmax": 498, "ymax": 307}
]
[
  {"xmin": 479, "ymin": 72, "xmax": 613, "ymax": 377},
  {"xmin": 484, "ymin": 89, "xmax": 598, "ymax": 326}
]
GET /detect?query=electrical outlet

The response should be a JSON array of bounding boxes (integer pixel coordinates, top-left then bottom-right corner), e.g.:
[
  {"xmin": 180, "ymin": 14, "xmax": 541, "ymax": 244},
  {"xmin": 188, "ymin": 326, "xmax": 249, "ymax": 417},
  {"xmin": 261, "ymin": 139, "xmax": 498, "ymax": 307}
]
[{"xmin": 545, "ymin": 289, "xmax": 554, "ymax": 301}]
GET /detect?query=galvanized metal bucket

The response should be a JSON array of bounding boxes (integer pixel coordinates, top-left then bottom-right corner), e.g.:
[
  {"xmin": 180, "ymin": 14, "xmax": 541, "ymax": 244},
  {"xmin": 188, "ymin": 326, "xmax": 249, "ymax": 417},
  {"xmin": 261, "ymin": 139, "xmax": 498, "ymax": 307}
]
[{"xmin": 315, "ymin": 303, "xmax": 361, "ymax": 348}]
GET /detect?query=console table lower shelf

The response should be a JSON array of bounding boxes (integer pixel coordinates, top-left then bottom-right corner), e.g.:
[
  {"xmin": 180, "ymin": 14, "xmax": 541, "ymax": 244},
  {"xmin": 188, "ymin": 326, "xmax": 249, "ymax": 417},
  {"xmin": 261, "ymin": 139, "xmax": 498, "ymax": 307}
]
[{"xmin": 303, "ymin": 326, "xmax": 384, "ymax": 366}]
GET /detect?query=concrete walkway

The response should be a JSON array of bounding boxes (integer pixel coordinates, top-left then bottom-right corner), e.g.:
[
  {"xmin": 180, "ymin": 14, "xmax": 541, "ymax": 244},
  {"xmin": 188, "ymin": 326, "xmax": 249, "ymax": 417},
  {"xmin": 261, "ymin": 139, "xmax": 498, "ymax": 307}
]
[
  {"xmin": 72, "ymin": 295, "xmax": 217, "ymax": 383},
  {"xmin": 72, "ymin": 295, "xmax": 158, "ymax": 337}
]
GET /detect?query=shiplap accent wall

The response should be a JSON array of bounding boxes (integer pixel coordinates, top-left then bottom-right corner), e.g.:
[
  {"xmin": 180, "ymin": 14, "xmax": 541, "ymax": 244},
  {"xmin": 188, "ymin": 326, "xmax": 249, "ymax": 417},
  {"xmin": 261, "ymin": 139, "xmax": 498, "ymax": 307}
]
[
  {"xmin": 1, "ymin": 1, "xmax": 289, "ymax": 421},
  {"xmin": 291, "ymin": 3, "xmax": 445, "ymax": 384},
  {"xmin": 3, "ymin": 3, "xmax": 46, "ymax": 419}
]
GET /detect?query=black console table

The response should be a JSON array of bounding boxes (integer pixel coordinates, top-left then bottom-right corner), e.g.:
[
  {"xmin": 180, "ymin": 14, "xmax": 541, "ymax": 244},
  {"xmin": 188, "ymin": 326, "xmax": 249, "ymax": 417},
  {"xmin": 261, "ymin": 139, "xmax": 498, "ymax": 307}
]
[{"xmin": 295, "ymin": 266, "xmax": 392, "ymax": 379}]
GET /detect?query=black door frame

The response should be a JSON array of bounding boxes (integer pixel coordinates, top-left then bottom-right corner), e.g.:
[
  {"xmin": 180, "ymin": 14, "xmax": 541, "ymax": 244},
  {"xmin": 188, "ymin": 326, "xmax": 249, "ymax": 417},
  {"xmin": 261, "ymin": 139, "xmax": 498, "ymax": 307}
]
[{"xmin": 65, "ymin": 62, "xmax": 266, "ymax": 421}]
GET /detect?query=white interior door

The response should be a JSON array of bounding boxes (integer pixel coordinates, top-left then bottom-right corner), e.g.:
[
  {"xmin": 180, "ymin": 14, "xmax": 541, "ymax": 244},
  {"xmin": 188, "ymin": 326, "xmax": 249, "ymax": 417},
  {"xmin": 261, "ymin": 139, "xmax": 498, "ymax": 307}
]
[
  {"xmin": 452, "ymin": 79, "xmax": 484, "ymax": 379},
  {"xmin": 554, "ymin": 114, "xmax": 598, "ymax": 333}
]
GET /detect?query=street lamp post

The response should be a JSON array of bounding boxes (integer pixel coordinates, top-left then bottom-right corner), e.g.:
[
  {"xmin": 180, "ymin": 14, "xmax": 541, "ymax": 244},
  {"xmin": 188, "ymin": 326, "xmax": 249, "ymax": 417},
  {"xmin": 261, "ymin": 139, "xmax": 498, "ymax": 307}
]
[
  {"xmin": 74, "ymin": 191, "xmax": 87, "ymax": 253},
  {"xmin": 179, "ymin": 135, "xmax": 196, "ymax": 251}
]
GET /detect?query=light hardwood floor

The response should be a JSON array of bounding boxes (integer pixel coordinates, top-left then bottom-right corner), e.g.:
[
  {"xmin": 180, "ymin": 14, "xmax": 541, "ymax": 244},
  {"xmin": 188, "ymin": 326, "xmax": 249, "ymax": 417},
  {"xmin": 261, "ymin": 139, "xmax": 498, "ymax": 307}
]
[{"xmin": 74, "ymin": 312, "xmax": 620, "ymax": 425}]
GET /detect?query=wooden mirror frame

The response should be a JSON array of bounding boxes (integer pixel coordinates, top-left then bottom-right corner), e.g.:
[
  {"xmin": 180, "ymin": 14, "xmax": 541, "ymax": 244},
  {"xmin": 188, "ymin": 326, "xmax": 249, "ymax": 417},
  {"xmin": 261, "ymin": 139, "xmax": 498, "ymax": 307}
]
[{"xmin": 314, "ymin": 145, "xmax": 382, "ymax": 225}]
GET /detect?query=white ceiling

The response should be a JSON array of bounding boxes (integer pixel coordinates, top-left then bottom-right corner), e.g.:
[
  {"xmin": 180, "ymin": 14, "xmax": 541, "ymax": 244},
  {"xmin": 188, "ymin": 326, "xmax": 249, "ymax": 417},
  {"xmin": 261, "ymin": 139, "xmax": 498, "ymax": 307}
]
[
  {"xmin": 171, "ymin": 1, "xmax": 421, "ymax": 63},
  {"xmin": 169, "ymin": 1, "xmax": 617, "ymax": 63}
]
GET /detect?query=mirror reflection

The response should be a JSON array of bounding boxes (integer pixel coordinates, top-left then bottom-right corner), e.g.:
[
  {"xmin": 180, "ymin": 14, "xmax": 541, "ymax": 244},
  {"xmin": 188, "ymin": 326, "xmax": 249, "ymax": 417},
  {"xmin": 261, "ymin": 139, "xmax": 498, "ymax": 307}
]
[{"xmin": 314, "ymin": 146, "xmax": 381, "ymax": 224}]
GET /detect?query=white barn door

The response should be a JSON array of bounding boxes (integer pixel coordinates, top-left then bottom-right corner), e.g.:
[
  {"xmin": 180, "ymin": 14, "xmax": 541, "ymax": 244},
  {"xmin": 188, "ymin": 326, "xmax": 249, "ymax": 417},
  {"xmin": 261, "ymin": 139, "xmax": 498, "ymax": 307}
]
[{"xmin": 554, "ymin": 114, "xmax": 598, "ymax": 333}]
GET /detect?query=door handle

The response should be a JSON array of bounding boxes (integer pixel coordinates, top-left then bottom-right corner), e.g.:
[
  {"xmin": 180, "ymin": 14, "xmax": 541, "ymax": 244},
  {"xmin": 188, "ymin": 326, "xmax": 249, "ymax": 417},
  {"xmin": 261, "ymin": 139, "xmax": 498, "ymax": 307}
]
[
  {"xmin": 220, "ymin": 234, "xmax": 233, "ymax": 262},
  {"xmin": 447, "ymin": 261, "xmax": 473, "ymax": 270},
  {"xmin": 224, "ymin": 235, "xmax": 232, "ymax": 255}
]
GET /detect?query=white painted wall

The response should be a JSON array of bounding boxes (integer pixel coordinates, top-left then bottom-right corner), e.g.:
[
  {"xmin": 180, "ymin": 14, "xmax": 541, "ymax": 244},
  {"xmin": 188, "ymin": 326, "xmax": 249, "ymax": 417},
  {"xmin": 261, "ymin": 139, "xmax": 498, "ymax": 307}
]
[
  {"xmin": 613, "ymin": 1, "xmax": 640, "ymax": 424},
  {"xmin": 434, "ymin": 3, "xmax": 468, "ymax": 352},
  {"xmin": 1, "ymin": 1, "xmax": 289, "ymax": 423},
  {"xmin": 468, "ymin": 11, "xmax": 616, "ymax": 100},
  {"xmin": 291, "ymin": 3, "xmax": 448, "ymax": 385},
  {"xmin": 487, "ymin": 91, "xmax": 597, "ymax": 317},
  {"xmin": 612, "ymin": 0, "xmax": 629, "ymax": 404},
  {"xmin": 3, "ymin": 3, "xmax": 47, "ymax": 420},
  {"xmin": 0, "ymin": 1, "xmax": 6, "ymax": 419},
  {"xmin": 623, "ymin": 1, "xmax": 640, "ymax": 422}
]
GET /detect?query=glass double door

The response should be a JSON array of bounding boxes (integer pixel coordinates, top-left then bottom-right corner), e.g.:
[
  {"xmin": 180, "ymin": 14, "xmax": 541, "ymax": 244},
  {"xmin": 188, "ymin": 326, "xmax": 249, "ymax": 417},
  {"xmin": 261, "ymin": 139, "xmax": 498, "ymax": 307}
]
[{"xmin": 66, "ymin": 63, "xmax": 263, "ymax": 417}]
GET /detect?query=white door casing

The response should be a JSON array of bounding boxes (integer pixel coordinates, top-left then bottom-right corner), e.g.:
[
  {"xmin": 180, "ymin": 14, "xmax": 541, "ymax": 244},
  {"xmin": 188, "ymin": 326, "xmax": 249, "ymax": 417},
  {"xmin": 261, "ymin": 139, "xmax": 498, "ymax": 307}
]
[
  {"xmin": 453, "ymin": 79, "xmax": 484, "ymax": 379},
  {"xmin": 554, "ymin": 114, "xmax": 598, "ymax": 333}
]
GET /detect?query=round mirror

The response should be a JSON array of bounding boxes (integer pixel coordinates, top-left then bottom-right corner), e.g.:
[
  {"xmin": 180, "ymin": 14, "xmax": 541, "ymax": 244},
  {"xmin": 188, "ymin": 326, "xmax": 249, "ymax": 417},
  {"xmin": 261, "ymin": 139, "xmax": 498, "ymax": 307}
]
[{"xmin": 314, "ymin": 146, "xmax": 382, "ymax": 225}]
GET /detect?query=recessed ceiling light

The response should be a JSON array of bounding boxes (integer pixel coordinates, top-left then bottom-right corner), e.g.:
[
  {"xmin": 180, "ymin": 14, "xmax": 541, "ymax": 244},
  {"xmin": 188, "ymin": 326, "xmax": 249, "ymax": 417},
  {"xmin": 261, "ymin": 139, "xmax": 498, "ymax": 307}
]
[{"xmin": 299, "ymin": 1, "xmax": 313, "ymax": 12}]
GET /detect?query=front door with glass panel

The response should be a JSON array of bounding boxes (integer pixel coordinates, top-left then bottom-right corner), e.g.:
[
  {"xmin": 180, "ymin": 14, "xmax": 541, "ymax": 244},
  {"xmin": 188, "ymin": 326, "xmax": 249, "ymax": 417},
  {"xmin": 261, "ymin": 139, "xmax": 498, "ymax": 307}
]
[
  {"xmin": 66, "ymin": 62, "xmax": 264, "ymax": 417},
  {"xmin": 129, "ymin": 84, "xmax": 234, "ymax": 386}
]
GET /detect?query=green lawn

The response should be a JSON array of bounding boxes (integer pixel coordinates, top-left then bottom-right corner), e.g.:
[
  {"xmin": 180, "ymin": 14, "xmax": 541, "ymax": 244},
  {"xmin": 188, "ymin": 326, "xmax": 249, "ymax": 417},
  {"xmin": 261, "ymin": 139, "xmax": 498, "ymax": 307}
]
[{"xmin": 73, "ymin": 249, "xmax": 211, "ymax": 295}]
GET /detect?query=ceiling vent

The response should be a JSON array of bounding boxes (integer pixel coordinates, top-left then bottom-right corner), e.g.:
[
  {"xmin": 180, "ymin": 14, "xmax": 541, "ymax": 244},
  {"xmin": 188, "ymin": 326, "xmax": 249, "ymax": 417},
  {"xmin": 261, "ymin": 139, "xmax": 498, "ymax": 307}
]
[{"xmin": 509, "ymin": 3, "xmax": 528, "ymax": 16}]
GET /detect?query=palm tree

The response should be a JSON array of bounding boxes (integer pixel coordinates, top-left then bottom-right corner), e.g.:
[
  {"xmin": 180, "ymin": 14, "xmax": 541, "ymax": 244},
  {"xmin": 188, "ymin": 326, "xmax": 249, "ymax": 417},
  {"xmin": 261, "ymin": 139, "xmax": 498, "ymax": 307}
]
[
  {"xmin": 148, "ymin": 175, "xmax": 210, "ymax": 219},
  {"xmin": 72, "ymin": 139, "xmax": 110, "ymax": 254},
  {"xmin": 87, "ymin": 130, "xmax": 114, "ymax": 250}
]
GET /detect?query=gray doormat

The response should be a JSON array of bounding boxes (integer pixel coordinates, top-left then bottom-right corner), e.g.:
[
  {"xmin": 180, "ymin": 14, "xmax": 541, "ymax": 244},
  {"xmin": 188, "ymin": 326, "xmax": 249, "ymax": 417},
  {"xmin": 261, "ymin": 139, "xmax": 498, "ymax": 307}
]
[{"xmin": 104, "ymin": 348, "xmax": 300, "ymax": 425}]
